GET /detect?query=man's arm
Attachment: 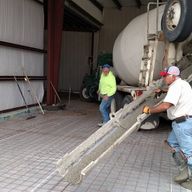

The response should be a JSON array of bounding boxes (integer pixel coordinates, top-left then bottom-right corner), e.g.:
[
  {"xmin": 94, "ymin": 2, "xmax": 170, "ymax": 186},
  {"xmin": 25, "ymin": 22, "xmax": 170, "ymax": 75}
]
[
  {"xmin": 150, "ymin": 102, "xmax": 173, "ymax": 113},
  {"xmin": 143, "ymin": 102, "xmax": 173, "ymax": 114}
]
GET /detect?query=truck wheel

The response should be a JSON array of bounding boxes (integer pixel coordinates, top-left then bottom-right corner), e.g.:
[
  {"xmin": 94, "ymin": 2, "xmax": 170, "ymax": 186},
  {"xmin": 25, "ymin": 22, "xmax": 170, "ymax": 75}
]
[
  {"xmin": 80, "ymin": 86, "xmax": 91, "ymax": 102},
  {"xmin": 162, "ymin": 0, "xmax": 192, "ymax": 42},
  {"xmin": 88, "ymin": 85, "xmax": 98, "ymax": 101},
  {"xmin": 110, "ymin": 92, "xmax": 124, "ymax": 113},
  {"xmin": 140, "ymin": 115, "xmax": 160, "ymax": 130}
]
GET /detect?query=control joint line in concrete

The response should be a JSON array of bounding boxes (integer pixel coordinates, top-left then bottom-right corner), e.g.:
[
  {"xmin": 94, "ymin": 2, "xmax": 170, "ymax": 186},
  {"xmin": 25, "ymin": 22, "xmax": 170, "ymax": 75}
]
[
  {"xmin": 31, "ymin": 169, "xmax": 57, "ymax": 192},
  {"xmin": 0, "ymin": 132, "xmax": 27, "ymax": 142}
]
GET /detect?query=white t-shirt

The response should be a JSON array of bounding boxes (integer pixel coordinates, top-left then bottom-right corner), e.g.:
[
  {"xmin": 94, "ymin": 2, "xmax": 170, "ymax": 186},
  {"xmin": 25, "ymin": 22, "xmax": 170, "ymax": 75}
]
[{"xmin": 163, "ymin": 78, "xmax": 192, "ymax": 120}]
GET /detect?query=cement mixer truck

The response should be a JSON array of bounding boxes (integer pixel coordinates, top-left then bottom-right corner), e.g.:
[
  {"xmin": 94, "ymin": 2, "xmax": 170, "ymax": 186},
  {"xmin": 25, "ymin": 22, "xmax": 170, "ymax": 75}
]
[
  {"xmin": 111, "ymin": 0, "xmax": 192, "ymax": 129},
  {"xmin": 56, "ymin": 0, "xmax": 192, "ymax": 184}
]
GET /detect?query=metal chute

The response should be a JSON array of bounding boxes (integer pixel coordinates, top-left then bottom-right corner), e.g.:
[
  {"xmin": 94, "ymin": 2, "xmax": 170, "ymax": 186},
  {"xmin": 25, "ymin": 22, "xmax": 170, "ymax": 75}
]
[
  {"xmin": 57, "ymin": 80, "xmax": 164, "ymax": 184},
  {"xmin": 56, "ymin": 65, "xmax": 192, "ymax": 184}
]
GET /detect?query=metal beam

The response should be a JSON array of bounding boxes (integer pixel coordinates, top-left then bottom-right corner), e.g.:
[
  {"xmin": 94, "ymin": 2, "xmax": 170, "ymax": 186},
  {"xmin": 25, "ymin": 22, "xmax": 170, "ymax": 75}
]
[
  {"xmin": 135, "ymin": 0, "xmax": 141, "ymax": 8},
  {"xmin": 0, "ymin": 40, "xmax": 46, "ymax": 53},
  {"xmin": 66, "ymin": 0, "xmax": 103, "ymax": 26},
  {"xmin": 89, "ymin": 0, "xmax": 103, "ymax": 12},
  {"xmin": 64, "ymin": 7, "xmax": 100, "ymax": 32},
  {"xmin": 32, "ymin": 0, "xmax": 44, "ymax": 5},
  {"xmin": 0, "ymin": 76, "xmax": 46, "ymax": 81},
  {"xmin": 112, "ymin": 0, "xmax": 122, "ymax": 10}
]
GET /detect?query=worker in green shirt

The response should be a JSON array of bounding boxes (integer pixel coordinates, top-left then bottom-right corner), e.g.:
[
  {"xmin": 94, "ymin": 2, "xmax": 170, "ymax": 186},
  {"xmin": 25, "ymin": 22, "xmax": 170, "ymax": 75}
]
[{"xmin": 98, "ymin": 64, "xmax": 117, "ymax": 127}]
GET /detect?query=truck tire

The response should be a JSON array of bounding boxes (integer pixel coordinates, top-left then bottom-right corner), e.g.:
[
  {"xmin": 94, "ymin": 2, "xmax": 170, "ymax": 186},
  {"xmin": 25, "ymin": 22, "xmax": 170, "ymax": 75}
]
[
  {"xmin": 80, "ymin": 86, "xmax": 91, "ymax": 102},
  {"xmin": 110, "ymin": 92, "xmax": 124, "ymax": 113},
  {"xmin": 88, "ymin": 85, "xmax": 98, "ymax": 101},
  {"xmin": 140, "ymin": 115, "xmax": 160, "ymax": 130},
  {"xmin": 162, "ymin": 0, "xmax": 192, "ymax": 42}
]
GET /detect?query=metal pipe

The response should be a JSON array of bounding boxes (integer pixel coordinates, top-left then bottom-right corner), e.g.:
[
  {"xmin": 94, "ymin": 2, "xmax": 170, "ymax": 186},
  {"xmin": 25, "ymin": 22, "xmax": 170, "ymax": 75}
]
[
  {"xmin": 0, "ymin": 76, "xmax": 46, "ymax": 81},
  {"xmin": 156, "ymin": 0, "xmax": 159, "ymax": 35},
  {"xmin": 147, "ymin": 2, "xmax": 166, "ymax": 38},
  {"xmin": 14, "ymin": 76, "xmax": 30, "ymax": 113},
  {"xmin": 22, "ymin": 67, "xmax": 45, "ymax": 115},
  {"xmin": 50, "ymin": 81, "xmax": 61, "ymax": 103}
]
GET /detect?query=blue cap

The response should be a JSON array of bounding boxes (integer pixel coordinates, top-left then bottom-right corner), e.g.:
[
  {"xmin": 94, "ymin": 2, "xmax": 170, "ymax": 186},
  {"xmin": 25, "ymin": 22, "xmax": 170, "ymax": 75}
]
[{"xmin": 102, "ymin": 64, "xmax": 111, "ymax": 68}]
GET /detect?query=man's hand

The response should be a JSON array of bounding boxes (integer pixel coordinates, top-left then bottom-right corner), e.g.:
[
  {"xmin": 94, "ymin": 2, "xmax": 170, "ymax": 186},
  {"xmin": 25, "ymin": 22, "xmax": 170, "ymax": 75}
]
[
  {"xmin": 154, "ymin": 89, "xmax": 162, "ymax": 98},
  {"xmin": 155, "ymin": 88, "xmax": 162, "ymax": 93},
  {"xmin": 143, "ymin": 105, "xmax": 150, "ymax": 114},
  {"xmin": 103, "ymin": 95, "xmax": 109, "ymax": 101}
]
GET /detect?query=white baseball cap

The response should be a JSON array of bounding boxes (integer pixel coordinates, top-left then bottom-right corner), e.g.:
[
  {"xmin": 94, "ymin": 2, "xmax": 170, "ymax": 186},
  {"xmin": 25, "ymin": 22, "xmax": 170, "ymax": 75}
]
[{"xmin": 160, "ymin": 66, "xmax": 180, "ymax": 77}]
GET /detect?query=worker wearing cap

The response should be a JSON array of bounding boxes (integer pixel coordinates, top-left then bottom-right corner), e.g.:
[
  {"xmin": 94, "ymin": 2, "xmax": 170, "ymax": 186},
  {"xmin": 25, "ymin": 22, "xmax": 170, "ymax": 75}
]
[
  {"xmin": 98, "ymin": 64, "xmax": 116, "ymax": 127},
  {"xmin": 143, "ymin": 66, "xmax": 192, "ymax": 190}
]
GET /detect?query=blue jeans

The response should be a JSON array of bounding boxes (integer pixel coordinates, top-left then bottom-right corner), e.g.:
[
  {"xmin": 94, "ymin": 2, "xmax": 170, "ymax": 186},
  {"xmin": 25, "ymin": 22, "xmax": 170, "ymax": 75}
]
[
  {"xmin": 167, "ymin": 118, "xmax": 192, "ymax": 168},
  {"xmin": 99, "ymin": 96, "xmax": 114, "ymax": 123}
]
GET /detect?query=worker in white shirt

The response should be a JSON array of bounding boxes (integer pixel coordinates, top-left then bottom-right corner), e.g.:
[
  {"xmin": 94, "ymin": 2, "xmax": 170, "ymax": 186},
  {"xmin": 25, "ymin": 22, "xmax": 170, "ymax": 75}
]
[{"xmin": 143, "ymin": 66, "xmax": 192, "ymax": 190}]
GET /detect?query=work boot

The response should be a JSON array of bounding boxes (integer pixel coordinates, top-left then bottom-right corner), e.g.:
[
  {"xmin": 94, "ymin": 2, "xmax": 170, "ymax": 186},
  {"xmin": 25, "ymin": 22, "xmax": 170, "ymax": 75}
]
[
  {"xmin": 98, "ymin": 122, "xmax": 103, "ymax": 127},
  {"xmin": 174, "ymin": 166, "xmax": 189, "ymax": 183},
  {"xmin": 181, "ymin": 167, "xmax": 192, "ymax": 189},
  {"xmin": 181, "ymin": 179, "xmax": 192, "ymax": 190},
  {"xmin": 172, "ymin": 151, "xmax": 187, "ymax": 167},
  {"xmin": 172, "ymin": 151, "xmax": 188, "ymax": 183},
  {"xmin": 98, "ymin": 122, "xmax": 106, "ymax": 127}
]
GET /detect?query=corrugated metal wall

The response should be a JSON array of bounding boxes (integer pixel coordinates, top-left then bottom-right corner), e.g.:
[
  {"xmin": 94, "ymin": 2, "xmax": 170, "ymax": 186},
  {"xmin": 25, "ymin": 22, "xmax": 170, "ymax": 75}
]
[
  {"xmin": 0, "ymin": 0, "xmax": 44, "ymax": 111},
  {"xmin": 59, "ymin": 31, "xmax": 99, "ymax": 92},
  {"xmin": 59, "ymin": 6, "xmax": 147, "ymax": 92}
]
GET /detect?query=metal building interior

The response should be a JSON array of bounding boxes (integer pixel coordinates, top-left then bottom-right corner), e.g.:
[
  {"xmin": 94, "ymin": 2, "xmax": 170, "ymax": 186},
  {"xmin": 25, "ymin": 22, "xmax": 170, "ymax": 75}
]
[{"xmin": 0, "ymin": 0, "xmax": 191, "ymax": 192}]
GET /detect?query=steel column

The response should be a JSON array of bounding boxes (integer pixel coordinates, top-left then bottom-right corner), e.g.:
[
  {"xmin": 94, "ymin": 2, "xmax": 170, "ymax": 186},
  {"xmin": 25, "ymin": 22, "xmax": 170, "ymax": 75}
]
[{"xmin": 47, "ymin": 0, "xmax": 64, "ymax": 104}]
